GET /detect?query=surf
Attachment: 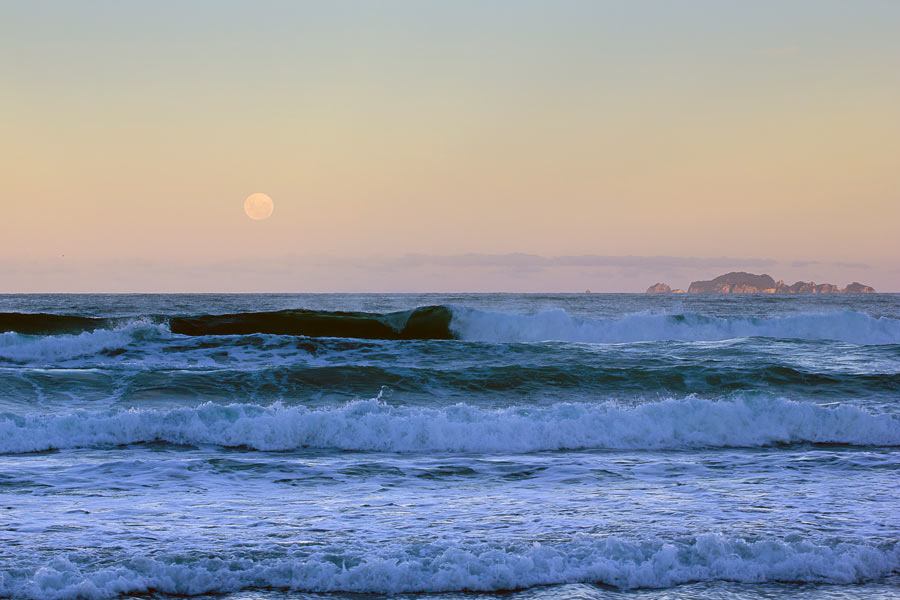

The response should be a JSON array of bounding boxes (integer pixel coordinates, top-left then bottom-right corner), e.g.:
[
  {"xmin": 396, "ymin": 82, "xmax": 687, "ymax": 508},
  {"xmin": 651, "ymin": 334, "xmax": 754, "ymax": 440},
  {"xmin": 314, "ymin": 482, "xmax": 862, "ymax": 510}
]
[
  {"xmin": 451, "ymin": 307, "xmax": 900, "ymax": 345},
  {"xmin": 3, "ymin": 535, "xmax": 897, "ymax": 598},
  {"xmin": 2, "ymin": 395, "xmax": 897, "ymax": 454}
]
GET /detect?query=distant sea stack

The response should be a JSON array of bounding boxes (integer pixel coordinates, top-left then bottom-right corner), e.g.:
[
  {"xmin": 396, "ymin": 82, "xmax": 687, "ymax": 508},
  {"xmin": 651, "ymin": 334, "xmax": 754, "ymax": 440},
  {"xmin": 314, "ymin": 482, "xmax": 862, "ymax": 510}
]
[
  {"xmin": 647, "ymin": 272, "xmax": 875, "ymax": 294},
  {"xmin": 645, "ymin": 283, "xmax": 685, "ymax": 294},
  {"xmin": 844, "ymin": 281, "xmax": 877, "ymax": 293}
]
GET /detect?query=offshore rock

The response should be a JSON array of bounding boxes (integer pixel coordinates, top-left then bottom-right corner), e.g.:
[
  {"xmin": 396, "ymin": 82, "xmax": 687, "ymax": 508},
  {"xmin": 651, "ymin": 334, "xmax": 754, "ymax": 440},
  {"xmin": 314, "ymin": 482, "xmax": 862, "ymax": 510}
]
[
  {"xmin": 645, "ymin": 283, "xmax": 686, "ymax": 294},
  {"xmin": 845, "ymin": 282, "xmax": 876, "ymax": 294},
  {"xmin": 681, "ymin": 272, "xmax": 876, "ymax": 294},
  {"xmin": 688, "ymin": 272, "xmax": 777, "ymax": 294}
]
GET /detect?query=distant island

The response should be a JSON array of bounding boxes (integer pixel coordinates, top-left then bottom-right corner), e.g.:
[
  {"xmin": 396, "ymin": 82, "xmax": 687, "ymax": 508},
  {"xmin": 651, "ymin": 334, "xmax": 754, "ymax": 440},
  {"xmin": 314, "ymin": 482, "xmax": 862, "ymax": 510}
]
[
  {"xmin": 647, "ymin": 272, "xmax": 875, "ymax": 294},
  {"xmin": 645, "ymin": 283, "xmax": 685, "ymax": 294}
]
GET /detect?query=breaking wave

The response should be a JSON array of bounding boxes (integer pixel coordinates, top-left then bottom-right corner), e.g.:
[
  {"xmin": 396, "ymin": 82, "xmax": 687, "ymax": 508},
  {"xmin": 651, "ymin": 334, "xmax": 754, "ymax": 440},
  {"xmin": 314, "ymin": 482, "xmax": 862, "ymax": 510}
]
[
  {"xmin": 2, "ymin": 535, "xmax": 897, "ymax": 598},
  {"xmin": 451, "ymin": 307, "xmax": 900, "ymax": 345},
  {"xmin": 0, "ymin": 323, "xmax": 167, "ymax": 363},
  {"xmin": 1, "ymin": 396, "xmax": 897, "ymax": 454}
]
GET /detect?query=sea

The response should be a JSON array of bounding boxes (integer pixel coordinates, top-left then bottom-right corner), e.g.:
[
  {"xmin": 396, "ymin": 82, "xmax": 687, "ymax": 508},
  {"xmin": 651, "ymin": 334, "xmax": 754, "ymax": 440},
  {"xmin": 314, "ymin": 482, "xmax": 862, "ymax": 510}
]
[{"xmin": 1, "ymin": 293, "xmax": 898, "ymax": 600}]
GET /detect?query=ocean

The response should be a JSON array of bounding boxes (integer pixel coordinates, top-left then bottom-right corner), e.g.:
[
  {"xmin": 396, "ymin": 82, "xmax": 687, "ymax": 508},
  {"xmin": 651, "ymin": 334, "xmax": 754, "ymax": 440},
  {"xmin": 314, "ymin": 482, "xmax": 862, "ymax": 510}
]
[{"xmin": 1, "ymin": 293, "xmax": 898, "ymax": 599}]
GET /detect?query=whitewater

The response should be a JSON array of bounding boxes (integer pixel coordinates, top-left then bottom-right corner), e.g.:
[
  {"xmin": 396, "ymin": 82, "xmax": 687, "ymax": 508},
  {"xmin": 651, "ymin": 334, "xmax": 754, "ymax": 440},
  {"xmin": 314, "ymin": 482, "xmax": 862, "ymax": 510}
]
[{"xmin": 1, "ymin": 293, "xmax": 898, "ymax": 600}]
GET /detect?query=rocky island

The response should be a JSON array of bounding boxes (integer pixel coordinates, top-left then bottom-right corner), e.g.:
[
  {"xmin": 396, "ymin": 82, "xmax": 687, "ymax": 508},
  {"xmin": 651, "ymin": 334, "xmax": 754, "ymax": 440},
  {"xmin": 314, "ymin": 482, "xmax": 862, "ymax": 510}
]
[
  {"xmin": 645, "ymin": 283, "xmax": 684, "ymax": 294},
  {"xmin": 646, "ymin": 272, "xmax": 875, "ymax": 294}
]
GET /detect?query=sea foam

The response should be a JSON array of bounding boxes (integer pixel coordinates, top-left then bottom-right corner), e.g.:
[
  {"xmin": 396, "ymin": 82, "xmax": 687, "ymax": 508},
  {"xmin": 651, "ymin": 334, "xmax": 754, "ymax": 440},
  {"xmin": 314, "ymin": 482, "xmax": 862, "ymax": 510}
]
[
  {"xmin": 2, "ymin": 535, "xmax": 897, "ymax": 598},
  {"xmin": 451, "ymin": 308, "xmax": 900, "ymax": 345},
  {"xmin": 0, "ymin": 322, "xmax": 166, "ymax": 364},
  {"xmin": 1, "ymin": 396, "xmax": 897, "ymax": 454}
]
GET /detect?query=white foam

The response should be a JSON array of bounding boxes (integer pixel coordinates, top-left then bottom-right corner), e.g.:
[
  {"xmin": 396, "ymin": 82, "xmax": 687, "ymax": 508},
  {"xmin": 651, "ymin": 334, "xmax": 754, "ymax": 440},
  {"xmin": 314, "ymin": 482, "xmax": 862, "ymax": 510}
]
[
  {"xmin": 0, "ymin": 322, "xmax": 167, "ymax": 364},
  {"xmin": 450, "ymin": 308, "xmax": 900, "ymax": 345},
  {"xmin": 1, "ymin": 535, "xmax": 896, "ymax": 598},
  {"xmin": 1, "ymin": 396, "xmax": 896, "ymax": 454}
]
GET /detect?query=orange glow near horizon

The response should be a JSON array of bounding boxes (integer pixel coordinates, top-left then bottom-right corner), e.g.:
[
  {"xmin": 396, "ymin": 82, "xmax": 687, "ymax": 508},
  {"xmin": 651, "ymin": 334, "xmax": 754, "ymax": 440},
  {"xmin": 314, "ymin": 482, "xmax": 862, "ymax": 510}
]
[{"xmin": 1, "ymin": 2, "xmax": 898, "ymax": 291}]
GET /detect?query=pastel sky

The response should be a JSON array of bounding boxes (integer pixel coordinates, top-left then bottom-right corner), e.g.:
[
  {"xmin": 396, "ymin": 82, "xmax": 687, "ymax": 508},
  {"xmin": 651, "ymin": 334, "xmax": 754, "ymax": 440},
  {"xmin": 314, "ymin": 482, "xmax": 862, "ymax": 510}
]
[{"xmin": 2, "ymin": 1, "xmax": 898, "ymax": 292}]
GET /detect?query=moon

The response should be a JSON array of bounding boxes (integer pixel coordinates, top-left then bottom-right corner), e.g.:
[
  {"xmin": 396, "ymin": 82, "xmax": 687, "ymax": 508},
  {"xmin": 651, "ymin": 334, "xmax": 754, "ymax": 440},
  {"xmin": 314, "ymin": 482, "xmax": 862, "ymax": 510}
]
[{"xmin": 243, "ymin": 193, "xmax": 274, "ymax": 220}]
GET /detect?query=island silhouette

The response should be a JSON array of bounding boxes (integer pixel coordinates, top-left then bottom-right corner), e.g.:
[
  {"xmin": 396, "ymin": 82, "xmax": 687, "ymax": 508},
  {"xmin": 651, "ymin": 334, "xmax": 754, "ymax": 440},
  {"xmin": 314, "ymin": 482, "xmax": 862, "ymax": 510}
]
[{"xmin": 647, "ymin": 272, "xmax": 875, "ymax": 294}]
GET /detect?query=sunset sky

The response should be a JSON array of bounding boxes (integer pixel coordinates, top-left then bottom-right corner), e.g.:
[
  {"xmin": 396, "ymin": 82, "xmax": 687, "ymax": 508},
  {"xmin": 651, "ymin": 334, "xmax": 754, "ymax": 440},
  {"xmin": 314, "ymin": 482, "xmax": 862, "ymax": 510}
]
[{"xmin": 2, "ymin": 1, "xmax": 898, "ymax": 291}]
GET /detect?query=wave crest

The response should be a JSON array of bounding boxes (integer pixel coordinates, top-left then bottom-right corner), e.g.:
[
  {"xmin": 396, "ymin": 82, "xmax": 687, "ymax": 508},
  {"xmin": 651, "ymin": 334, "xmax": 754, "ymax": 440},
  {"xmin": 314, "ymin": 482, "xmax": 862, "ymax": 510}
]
[
  {"xmin": 1, "ymin": 396, "xmax": 897, "ymax": 454},
  {"xmin": 0, "ymin": 322, "xmax": 167, "ymax": 363},
  {"xmin": 451, "ymin": 308, "xmax": 900, "ymax": 345}
]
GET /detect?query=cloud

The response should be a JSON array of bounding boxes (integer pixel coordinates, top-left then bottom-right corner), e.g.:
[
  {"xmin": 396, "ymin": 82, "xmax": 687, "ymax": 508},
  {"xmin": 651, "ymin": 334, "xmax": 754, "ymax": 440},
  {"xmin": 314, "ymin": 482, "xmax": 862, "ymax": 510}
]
[
  {"xmin": 790, "ymin": 260, "xmax": 870, "ymax": 269},
  {"xmin": 393, "ymin": 253, "xmax": 777, "ymax": 271}
]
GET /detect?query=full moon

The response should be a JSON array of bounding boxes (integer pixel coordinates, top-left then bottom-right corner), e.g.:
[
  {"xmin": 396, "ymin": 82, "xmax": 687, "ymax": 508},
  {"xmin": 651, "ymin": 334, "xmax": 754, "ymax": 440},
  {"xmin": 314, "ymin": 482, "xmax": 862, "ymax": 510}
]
[{"xmin": 243, "ymin": 193, "xmax": 274, "ymax": 220}]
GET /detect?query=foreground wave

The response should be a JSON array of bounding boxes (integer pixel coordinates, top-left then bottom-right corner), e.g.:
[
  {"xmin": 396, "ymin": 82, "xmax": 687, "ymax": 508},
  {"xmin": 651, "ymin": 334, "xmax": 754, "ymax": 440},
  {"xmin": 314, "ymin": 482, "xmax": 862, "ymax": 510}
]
[
  {"xmin": 3, "ymin": 306, "xmax": 900, "ymax": 344},
  {"xmin": 2, "ymin": 396, "xmax": 897, "ymax": 454},
  {"xmin": 3, "ymin": 535, "xmax": 897, "ymax": 599}
]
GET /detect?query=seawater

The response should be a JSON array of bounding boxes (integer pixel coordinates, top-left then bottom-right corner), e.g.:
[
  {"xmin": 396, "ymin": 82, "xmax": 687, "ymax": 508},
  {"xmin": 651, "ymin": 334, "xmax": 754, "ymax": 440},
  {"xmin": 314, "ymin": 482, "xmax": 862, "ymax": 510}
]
[{"xmin": 0, "ymin": 293, "xmax": 898, "ymax": 600}]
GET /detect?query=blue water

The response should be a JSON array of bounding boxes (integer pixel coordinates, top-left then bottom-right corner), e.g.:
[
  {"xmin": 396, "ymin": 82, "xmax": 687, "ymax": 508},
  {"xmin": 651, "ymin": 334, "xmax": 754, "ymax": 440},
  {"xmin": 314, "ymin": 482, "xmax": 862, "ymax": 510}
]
[{"xmin": 1, "ymin": 293, "xmax": 898, "ymax": 599}]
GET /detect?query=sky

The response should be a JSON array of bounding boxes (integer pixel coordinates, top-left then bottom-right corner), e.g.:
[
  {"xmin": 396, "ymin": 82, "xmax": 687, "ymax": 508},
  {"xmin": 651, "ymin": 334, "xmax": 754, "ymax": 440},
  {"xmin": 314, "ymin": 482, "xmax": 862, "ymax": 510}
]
[{"xmin": 2, "ymin": 1, "xmax": 898, "ymax": 292}]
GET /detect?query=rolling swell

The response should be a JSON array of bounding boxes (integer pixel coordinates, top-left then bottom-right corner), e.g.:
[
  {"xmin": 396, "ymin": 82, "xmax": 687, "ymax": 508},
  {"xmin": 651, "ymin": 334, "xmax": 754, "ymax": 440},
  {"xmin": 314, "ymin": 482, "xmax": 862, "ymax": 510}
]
[
  {"xmin": 4, "ymin": 306, "xmax": 900, "ymax": 344},
  {"xmin": 55, "ymin": 364, "xmax": 900, "ymax": 403}
]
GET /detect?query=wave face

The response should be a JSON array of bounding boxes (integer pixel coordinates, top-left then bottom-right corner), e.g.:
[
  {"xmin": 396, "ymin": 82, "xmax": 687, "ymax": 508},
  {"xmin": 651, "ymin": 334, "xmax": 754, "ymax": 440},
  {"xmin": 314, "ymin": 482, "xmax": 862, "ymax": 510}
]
[
  {"xmin": 2, "ymin": 396, "xmax": 897, "ymax": 454},
  {"xmin": 170, "ymin": 305, "xmax": 455, "ymax": 339},
  {"xmin": 0, "ymin": 306, "xmax": 455, "ymax": 340},
  {"xmin": 0, "ymin": 312, "xmax": 107, "ymax": 335},
  {"xmin": 451, "ymin": 307, "xmax": 900, "ymax": 345},
  {"xmin": 3, "ymin": 536, "xmax": 897, "ymax": 598}
]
